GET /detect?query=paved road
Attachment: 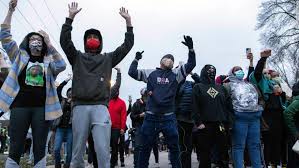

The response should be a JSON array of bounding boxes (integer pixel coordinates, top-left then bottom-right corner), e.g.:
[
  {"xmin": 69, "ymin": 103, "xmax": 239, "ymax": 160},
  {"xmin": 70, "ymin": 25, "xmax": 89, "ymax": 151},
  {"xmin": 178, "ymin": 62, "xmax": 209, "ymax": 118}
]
[{"xmin": 47, "ymin": 151, "xmax": 200, "ymax": 168}]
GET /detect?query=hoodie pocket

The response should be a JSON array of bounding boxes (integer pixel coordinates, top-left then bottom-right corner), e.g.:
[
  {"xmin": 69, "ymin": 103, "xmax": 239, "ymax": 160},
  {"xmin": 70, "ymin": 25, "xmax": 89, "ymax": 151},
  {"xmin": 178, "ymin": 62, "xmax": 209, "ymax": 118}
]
[{"xmin": 74, "ymin": 73, "xmax": 107, "ymax": 101}]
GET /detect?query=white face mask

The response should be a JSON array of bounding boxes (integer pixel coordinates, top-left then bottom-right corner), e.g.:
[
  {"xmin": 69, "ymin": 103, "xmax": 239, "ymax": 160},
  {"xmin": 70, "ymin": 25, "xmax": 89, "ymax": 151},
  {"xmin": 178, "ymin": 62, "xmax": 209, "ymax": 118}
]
[
  {"xmin": 29, "ymin": 40, "xmax": 43, "ymax": 53},
  {"xmin": 161, "ymin": 58, "xmax": 174, "ymax": 69}
]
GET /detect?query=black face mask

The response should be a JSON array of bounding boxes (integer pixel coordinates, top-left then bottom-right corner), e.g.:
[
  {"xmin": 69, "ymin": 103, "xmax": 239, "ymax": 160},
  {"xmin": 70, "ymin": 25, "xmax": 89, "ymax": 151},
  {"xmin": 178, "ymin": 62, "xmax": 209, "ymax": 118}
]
[{"xmin": 207, "ymin": 65, "xmax": 216, "ymax": 80}]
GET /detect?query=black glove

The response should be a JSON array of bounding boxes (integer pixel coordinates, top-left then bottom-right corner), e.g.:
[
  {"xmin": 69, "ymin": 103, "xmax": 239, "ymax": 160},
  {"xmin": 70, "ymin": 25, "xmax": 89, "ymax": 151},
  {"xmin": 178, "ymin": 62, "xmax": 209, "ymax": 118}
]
[
  {"xmin": 135, "ymin": 51, "xmax": 144, "ymax": 60},
  {"xmin": 181, "ymin": 35, "xmax": 193, "ymax": 49}
]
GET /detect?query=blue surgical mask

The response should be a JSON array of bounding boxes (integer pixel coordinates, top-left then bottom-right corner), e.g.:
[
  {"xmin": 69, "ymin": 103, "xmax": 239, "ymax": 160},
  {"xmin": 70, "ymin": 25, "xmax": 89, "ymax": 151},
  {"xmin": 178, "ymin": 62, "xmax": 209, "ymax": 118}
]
[{"xmin": 234, "ymin": 70, "xmax": 245, "ymax": 80}]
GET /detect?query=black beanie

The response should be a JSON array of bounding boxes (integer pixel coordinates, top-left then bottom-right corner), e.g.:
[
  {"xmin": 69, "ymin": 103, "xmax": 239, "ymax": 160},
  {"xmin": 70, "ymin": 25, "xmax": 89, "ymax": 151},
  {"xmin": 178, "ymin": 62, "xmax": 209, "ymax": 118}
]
[
  {"xmin": 161, "ymin": 54, "xmax": 174, "ymax": 62},
  {"xmin": 292, "ymin": 82, "xmax": 299, "ymax": 97}
]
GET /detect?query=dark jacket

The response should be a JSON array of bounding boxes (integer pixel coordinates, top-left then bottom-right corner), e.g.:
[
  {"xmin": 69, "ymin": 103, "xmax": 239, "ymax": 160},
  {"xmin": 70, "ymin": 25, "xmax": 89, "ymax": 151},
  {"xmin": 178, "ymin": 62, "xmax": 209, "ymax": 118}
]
[
  {"xmin": 128, "ymin": 51, "xmax": 196, "ymax": 114},
  {"xmin": 284, "ymin": 95, "xmax": 299, "ymax": 138},
  {"xmin": 130, "ymin": 99, "xmax": 146, "ymax": 128},
  {"xmin": 58, "ymin": 99, "xmax": 72, "ymax": 128},
  {"xmin": 60, "ymin": 18, "xmax": 134, "ymax": 106},
  {"xmin": 192, "ymin": 65, "xmax": 233, "ymax": 126},
  {"xmin": 175, "ymin": 73, "xmax": 200, "ymax": 123}
]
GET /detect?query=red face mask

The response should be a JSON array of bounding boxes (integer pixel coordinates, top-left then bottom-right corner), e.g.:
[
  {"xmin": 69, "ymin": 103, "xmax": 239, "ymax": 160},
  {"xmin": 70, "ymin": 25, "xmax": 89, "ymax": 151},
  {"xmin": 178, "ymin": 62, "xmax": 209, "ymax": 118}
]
[{"xmin": 86, "ymin": 38, "xmax": 100, "ymax": 51}]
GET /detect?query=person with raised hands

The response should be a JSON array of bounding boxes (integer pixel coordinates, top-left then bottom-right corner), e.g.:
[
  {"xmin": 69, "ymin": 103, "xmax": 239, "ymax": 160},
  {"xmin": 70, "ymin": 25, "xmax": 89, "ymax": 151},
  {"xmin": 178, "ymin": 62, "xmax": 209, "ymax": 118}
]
[
  {"xmin": 0, "ymin": 0, "xmax": 66, "ymax": 167},
  {"xmin": 128, "ymin": 35, "xmax": 196, "ymax": 168},
  {"xmin": 60, "ymin": 2, "xmax": 134, "ymax": 168}
]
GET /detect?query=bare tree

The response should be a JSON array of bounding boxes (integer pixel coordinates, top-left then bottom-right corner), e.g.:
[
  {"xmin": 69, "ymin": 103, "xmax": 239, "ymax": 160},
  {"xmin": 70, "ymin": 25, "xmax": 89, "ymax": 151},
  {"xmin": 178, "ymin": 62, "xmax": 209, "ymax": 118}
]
[{"xmin": 257, "ymin": 0, "xmax": 299, "ymax": 87}]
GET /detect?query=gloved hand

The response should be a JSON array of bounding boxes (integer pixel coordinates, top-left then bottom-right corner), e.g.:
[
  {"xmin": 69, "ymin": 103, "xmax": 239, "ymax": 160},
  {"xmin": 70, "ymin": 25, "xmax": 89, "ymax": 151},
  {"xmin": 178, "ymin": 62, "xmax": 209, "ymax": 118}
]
[
  {"xmin": 182, "ymin": 35, "xmax": 193, "ymax": 49},
  {"xmin": 135, "ymin": 51, "xmax": 144, "ymax": 60}
]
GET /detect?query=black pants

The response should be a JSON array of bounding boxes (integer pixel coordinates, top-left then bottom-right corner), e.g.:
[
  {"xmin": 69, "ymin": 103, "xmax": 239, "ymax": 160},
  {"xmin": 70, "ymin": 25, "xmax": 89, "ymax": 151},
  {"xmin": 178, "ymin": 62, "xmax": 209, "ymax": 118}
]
[
  {"xmin": 111, "ymin": 129, "xmax": 124, "ymax": 165},
  {"xmin": 177, "ymin": 121, "xmax": 193, "ymax": 168},
  {"xmin": 287, "ymin": 138, "xmax": 299, "ymax": 168},
  {"xmin": 118, "ymin": 134, "xmax": 125, "ymax": 163},
  {"xmin": 9, "ymin": 107, "xmax": 49, "ymax": 165},
  {"xmin": 196, "ymin": 122, "xmax": 229, "ymax": 168},
  {"xmin": 88, "ymin": 133, "xmax": 98, "ymax": 168},
  {"xmin": 263, "ymin": 119, "xmax": 287, "ymax": 166}
]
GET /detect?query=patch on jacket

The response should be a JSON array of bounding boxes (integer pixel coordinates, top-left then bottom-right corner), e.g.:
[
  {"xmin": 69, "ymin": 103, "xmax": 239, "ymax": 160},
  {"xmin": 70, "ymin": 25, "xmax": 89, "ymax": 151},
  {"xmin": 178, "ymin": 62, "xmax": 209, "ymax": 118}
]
[{"xmin": 207, "ymin": 87, "xmax": 219, "ymax": 98}]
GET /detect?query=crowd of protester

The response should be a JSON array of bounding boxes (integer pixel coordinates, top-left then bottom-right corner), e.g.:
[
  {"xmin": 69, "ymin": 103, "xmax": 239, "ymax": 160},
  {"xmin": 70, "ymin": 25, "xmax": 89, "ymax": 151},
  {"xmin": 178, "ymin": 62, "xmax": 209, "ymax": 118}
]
[{"xmin": 0, "ymin": 0, "xmax": 299, "ymax": 168}]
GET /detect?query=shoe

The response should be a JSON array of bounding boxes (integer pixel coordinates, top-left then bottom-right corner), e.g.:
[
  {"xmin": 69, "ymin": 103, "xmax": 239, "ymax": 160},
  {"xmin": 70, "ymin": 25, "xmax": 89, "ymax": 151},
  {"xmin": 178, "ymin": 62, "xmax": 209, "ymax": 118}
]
[
  {"xmin": 153, "ymin": 163, "xmax": 160, "ymax": 168},
  {"xmin": 55, "ymin": 164, "xmax": 62, "ymax": 168},
  {"xmin": 121, "ymin": 162, "xmax": 125, "ymax": 167}
]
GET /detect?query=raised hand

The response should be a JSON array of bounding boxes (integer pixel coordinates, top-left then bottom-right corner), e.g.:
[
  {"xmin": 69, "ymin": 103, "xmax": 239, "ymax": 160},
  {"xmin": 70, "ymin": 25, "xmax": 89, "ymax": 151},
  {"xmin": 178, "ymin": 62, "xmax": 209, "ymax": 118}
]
[
  {"xmin": 182, "ymin": 35, "xmax": 193, "ymax": 49},
  {"xmin": 9, "ymin": 0, "xmax": 17, "ymax": 12},
  {"xmin": 119, "ymin": 7, "xmax": 132, "ymax": 27},
  {"xmin": 68, "ymin": 2, "xmax": 82, "ymax": 20},
  {"xmin": 260, "ymin": 49, "xmax": 271, "ymax": 58},
  {"xmin": 135, "ymin": 51, "xmax": 144, "ymax": 61},
  {"xmin": 38, "ymin": 30, "xmax": 51, "ymax": 46}
]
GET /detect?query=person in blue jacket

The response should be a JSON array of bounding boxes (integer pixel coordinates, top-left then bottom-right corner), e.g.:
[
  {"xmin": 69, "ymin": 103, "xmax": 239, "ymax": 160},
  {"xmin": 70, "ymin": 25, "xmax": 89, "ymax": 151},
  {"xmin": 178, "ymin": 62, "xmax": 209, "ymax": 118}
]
[{"xmin": 128, "ymin": 36, "xmax": 196, "ymax": 168}]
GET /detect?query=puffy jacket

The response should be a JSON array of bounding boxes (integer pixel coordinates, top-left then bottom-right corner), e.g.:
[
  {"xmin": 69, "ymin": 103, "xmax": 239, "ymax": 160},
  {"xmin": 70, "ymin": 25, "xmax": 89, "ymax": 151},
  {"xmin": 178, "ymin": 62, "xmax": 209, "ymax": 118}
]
[{"xmin": 227, "ymin": 68, "xmax": 263, "ymax": 112}]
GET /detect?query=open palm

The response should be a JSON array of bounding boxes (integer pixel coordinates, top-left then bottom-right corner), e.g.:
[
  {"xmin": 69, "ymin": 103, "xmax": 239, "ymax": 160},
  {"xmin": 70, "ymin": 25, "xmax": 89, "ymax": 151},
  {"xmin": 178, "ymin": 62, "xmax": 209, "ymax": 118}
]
[
  {"xmin": 119, "ymin": 7, "xmax": 130, "ymax": 20},
  {"xmin": 68, "ymin": 2, "xmax": 82, "ymax": 19}
]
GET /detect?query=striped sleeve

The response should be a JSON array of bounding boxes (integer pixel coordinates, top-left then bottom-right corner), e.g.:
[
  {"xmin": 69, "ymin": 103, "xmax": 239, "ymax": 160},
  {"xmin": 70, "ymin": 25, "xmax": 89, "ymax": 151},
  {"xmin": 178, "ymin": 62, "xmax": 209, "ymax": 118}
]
[
  {"xmin": 0, "ymin": 24, "xmax": 20, "ymax": 62},
  {"xmin": 48, "ymin": 46, "xmax": 66, "ymax": 76}
]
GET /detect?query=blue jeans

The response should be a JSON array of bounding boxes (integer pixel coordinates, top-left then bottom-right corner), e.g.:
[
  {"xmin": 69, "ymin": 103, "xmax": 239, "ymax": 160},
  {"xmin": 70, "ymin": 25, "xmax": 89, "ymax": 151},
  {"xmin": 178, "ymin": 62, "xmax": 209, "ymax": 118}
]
[
  {"xmin": 232, "ymin": 111, "xmax": 262, "ymax": 168},
  {"xmin": 138, "ymin": 113, "xmax": 181, "ymax": 168},
  {"xmin": 54, "ymin": 127, "xmax": 73, "ymax": 166}
]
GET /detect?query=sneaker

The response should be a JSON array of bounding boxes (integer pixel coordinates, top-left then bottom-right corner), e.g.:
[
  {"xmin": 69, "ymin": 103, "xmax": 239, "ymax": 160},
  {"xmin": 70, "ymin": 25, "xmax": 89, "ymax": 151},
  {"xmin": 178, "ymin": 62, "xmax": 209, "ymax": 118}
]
[{"xmin": 153, "ymin": 163, "xmax": 160, "ymax": 168}]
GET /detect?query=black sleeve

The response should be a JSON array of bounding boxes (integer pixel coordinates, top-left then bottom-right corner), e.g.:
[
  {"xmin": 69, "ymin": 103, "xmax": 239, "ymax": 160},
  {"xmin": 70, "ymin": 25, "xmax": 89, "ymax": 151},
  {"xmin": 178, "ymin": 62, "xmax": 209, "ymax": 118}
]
[
  {"xmin": 254, "ymin": 57, "xmax": 267, "ymax": 83},
  {"xmin": 192, "ymin": 84, "xmax": 202, "ymax": 126},
  {"xmin": 130, "ymin": 102, "xmax": 140, "ymax": 121},
  {"xmin": 246, "ymin": 66, "xmax": 254, "ymax": 82},
  {"xmin": 60, "ymin": 18, "xmax": 78, "ymax": 65},
  {"xmin": 57, "ymin": 81, "xmax": 68, "ymax": 102},
  {"xmin": 222, "ymin": 86, "xmax": 233, "ymax": 121},
  {"xmin": 127, "ymin": 103, "xmax": 132, "ymax": 116},
  {"xmin": 110, "ymin": 27, "xmax": 134, "ymax": 67},
  {"xmin": 191, "ymin": 73, "xmax": 201, "ymax": 83}
]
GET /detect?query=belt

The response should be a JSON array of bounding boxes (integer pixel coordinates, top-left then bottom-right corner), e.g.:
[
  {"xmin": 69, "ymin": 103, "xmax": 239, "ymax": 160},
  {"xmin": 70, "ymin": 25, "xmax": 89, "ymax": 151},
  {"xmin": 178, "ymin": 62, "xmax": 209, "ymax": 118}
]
[{"xmin": 146, "ymin": 111, "xmax": 174, "ymax": 116}]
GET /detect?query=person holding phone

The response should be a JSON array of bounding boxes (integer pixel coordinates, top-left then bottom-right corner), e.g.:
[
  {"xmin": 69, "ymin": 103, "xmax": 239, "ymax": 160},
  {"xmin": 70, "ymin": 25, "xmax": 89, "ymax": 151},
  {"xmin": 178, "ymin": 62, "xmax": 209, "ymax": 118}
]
[{"xmin": 225, "ymin": 50, "xmax": 271, "ymax": 168}]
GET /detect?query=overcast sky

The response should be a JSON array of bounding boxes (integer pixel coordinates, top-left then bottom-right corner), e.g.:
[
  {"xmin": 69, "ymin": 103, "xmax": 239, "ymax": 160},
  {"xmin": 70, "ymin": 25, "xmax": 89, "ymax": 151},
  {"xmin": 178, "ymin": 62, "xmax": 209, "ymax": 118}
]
[{"xmin": 0, "ymin": 0, "xmax": 263, "ymax": 102}]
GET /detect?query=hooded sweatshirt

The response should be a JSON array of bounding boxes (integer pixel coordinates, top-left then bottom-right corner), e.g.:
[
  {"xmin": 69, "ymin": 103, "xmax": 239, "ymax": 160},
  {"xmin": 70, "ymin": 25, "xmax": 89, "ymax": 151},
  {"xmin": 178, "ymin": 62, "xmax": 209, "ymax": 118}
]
[
  {"xmin": 60, "ymin": 18, "xmax": 134, "ymax": 106},
  {"xmin": 109, "ymin": 97, "xmax": 127, "ymax": 130},
  {"xmin": 0, "ymin": 24, "xmax": 66, "ymax": 120},
  {"xmin": 192, "ymin": 65, "xmax": 232, "ymax": 126},
  {"xmin": 227, "ymin": 68, "xmax": 263, "ymax": 112},
  {"xmin": 128, "ymin": 51, "xmax": 196, "ymax": 114}
]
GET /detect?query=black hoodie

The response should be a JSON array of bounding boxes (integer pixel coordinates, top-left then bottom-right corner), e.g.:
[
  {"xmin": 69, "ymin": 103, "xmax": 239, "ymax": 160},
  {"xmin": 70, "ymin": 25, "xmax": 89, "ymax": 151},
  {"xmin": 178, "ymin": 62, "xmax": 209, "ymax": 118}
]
[
  {"xmin": 60, "ymin": 18, "xmax": 134, "ymax": 106},
  {"xmin": 192, "ymin": 65, "xmax": 233, "ymax": 126}
]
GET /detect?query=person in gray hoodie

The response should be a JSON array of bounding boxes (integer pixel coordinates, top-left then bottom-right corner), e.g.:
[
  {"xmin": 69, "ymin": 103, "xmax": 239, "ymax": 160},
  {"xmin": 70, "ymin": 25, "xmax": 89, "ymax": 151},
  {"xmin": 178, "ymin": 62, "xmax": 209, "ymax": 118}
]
[
  {"xmin": 60, "ymin": 2, "xmax": 134, "ymax": 168},
  {"xmin": 225, "ymin": 51, "xmax": 268, "ymax": 168}
]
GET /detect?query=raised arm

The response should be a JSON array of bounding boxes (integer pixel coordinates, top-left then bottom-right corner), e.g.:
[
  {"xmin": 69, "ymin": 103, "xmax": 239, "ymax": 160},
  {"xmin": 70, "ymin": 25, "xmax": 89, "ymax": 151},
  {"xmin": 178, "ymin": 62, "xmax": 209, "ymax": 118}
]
[
  {"xmin": 110, "ymin": 7, "xmax": 134, "ymax": 67},
  {"xmin": 112, "ymin": 67, "xmax": 121, "ymax": 90},
  {"xmin": 60, "ymin": 2, "xmax": 81, "ymax": 65},
  {"xmin": 253, "ymin": 50, "xmax": 271, "ymax": 83},
  {"xmin": 0, "ymin": 0, "xmax": 20, "ymax": 62},
  {"xmin": 175, "ymin": 36, "xmax": 196, "ymax": 83},
  {"xmin": 128, "ymin": 51, "xmax": 154, "ymax": 83},
  {"xmin": 39, "ymin": 30, "xmax": 66, "ymax": 76},
  {"xmin": 246, "ymin": 52, "xmax": 254, "ymax": 81}
]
